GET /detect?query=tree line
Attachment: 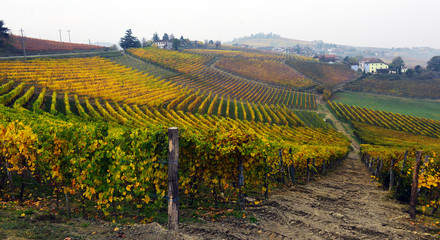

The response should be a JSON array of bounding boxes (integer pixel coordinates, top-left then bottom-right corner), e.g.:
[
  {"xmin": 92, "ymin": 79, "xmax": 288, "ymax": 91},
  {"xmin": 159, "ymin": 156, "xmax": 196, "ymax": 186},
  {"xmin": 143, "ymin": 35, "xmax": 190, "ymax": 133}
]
[{"xmin": 120, "ymin": 29, "xmax": 221, "ymax": 51}]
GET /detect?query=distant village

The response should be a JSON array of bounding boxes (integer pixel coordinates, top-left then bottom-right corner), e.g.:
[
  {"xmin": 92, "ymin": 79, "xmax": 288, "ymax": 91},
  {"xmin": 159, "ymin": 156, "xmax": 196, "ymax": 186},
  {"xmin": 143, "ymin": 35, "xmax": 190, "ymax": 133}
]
[{"xmin": 230, "ymin": 33, "xmax": 440, "ymax": 68}]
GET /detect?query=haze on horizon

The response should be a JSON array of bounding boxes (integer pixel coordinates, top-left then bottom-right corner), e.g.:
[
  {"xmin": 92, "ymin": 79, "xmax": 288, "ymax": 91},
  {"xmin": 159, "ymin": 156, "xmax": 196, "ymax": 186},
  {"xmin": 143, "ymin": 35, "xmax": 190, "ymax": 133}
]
[{"xmin": 2, "ymin": 0, "xmax": 439, "ymax": 49}]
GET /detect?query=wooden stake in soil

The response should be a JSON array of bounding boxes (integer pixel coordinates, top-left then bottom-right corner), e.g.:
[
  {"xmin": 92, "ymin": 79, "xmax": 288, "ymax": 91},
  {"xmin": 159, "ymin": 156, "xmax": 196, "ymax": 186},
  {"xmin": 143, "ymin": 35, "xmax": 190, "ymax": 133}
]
[
  {"xmin": 264, "ymin": 158, "xmax": 269, "ymax": 200},
  {"xmin": 279, "ymin": 149, "xmax": 285, "ymax": 184},
  {"xmin": 401, "ymin": 151, "xmax": 408, "ymax": 175},
  {"xmin": 238, "ymin": 158, "xmax": 245, "ymax": 210},
  {"xmin": 306, "ymin": 159, "xmax": 310, "ymax": 182},
  {"xmin": 65, "ymin": 193, "xmax": 71, "ymax": 218},
  {"xmin": 168, "ymin": 127, "xmax": 179, "ymax": 231},
  {"xmin": 389, "ymin": 159, "xmax": 395, "ymax": 191},
  {"xmin": 397, "ymin": 151, "xmax": 409, "ymax": 189},
  {"xmin": 409, "ymin": 151, "xmax": 423, "ymax": 219},
  {"xmin": 288, "ymin": 148, "xmax": 295, "ymax": 183}
]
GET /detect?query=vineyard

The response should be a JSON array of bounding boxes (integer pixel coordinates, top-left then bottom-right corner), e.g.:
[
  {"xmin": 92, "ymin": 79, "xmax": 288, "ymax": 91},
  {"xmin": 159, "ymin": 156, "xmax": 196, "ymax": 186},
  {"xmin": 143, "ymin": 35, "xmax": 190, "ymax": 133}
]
[
  {"xmin": 327, "ymin": 100, "xmax": 440, "ymax": 214},
  {"xmin": 0, "ymin": 57, "xmax": 319, "ymax": 125},
  {"xmin": 214, "ymin": 57, "xmax": 315, "ymax": 89},
  {"xmin": 344, "ymin": 75, "xmax": 440, "ymax": 99},
  {"xmin": 9, "ymin": 35, "xmax": 105, "ymax": 53},
  {"xmin": 183, "ymin": 48, "xmax": 315, "ymax": 62},
  {"xmin": 0, "ymin": 52, "xmax": 351, "ymax": 225},
  {"xmin": 286, "ymin": 60, "xmax": 359, "ymax": 86},
  {"xmin": 327, "ymin": 101, "xmax": 440, "ymax": 138},
  {"xmin": 128, "ymin": 48, "xmax": 317, "ymax": 109}
]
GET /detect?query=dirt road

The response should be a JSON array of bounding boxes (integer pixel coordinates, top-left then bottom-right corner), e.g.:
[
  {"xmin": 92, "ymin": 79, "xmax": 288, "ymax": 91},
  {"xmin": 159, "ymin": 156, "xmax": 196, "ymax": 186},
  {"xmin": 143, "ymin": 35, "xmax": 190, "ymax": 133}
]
[{"xmin": 180, "ymin": 150, "xmax": 437, "ymax": 239}]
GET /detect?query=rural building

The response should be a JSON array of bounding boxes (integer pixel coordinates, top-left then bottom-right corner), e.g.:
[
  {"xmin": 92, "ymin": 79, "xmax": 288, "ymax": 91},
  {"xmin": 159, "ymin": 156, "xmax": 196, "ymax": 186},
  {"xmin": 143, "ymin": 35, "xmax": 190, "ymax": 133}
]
[
  {"xmin": 154, "ymin": 40, "xmax": 172, "ymax": 50},
  {"xmin": 315, "ymin": 54, "xmax": 340, "ymax": 63},
  {"xmin": 351, "ymin": 65, "xmax": 359, "ymax": 71},
  {"xmin": 359, "ymin": 58, "xmax": 389, "ymax": 73}
]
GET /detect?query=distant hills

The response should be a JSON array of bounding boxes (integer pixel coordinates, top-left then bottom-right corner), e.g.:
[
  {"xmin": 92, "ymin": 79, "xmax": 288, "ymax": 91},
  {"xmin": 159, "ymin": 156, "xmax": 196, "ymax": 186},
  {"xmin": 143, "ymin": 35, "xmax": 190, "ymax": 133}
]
[
  {"xmin": 226, "ymin": 33, "xmax": 440, "ymax": 67},
  {"xmin": 226, "ymin": 37, "xmax": 314, "ymax": 49}
]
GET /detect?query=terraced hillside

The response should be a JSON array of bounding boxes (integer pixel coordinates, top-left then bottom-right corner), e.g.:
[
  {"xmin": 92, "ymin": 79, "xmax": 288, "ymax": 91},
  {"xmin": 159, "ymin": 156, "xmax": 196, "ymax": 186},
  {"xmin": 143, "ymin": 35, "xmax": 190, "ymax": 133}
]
[
  {"xmin": 128, "ymin": 48, "xmax": 317, "ymax": 110},
  {"xmin": 286, "ymin": 59, "xmax": 359, "ymax": 86}
]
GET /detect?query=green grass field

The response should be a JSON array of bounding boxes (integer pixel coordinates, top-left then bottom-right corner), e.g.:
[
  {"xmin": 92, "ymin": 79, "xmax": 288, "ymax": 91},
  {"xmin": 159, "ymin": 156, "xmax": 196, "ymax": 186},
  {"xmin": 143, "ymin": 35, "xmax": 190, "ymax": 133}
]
[{"xmin": 333, "ymin": 91, "xmax": 440, "ymax": 121}]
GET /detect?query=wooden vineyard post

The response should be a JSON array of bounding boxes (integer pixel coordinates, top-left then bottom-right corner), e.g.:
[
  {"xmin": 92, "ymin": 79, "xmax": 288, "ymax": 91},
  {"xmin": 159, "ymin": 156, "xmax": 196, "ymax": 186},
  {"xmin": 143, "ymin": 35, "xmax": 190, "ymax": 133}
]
[
  {"xmin": 306, "ymin": 159, "xmax": 310, "ymax": 182},
  {"xmin": 389, "ymin": 159, "xmax": 395, "ymax": 191},
  {"xmin": 289, "ymin": 148, "xmax": 295, "ymax": 183},
  {"xmin": 401, "ymin": 151, "xmax": 408, "ymax": 175},
  {"xmin": 168, "ymin": 127, "xmax": 179, "ymax": 231},
  {"xmin": 375, "ymin": 157, "xmax": 381, "ymax": 177},
  {"xmin": 65, "ymin": 193, "xmax": 71, "ymax": 218},
  {"xmin": 409, "ymin": 151, "xmax": 423, "ymax": 219},
  {"xmin": 397, "ymin": 151, "xmax": 409, "ymax": 189},
  {"xmin": 368, "ymin": 157, "xmax": 373, "ymax": 172},
  {"xmin": 263, "ymin": 158, "xmax": 269, "ymax": 200},
  {"xmin": 379, "ymin": 158, "xmax": 383, "ymax": 173},
  {"xmin": 238, "ymin": 158, "xmax": 245, "ymax": 210},
  {"xmin": 279, "ymin": 149, "xmax": 285, "ymax": 184}
]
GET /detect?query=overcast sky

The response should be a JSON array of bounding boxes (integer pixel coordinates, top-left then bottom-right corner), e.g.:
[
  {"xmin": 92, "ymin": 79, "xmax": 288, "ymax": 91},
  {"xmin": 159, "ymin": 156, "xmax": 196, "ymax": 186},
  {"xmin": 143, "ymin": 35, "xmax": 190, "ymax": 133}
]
[{"xmin": 2, "ymin": 0, "xmax": 440, "ymax": 49}]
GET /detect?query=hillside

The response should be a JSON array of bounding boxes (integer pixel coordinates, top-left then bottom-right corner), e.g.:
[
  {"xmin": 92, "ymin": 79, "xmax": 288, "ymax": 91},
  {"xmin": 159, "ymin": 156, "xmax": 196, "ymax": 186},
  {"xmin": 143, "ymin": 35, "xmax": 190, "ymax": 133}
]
[
  {"xmin": 286, "ymin": 60, "xmax": 359, "ymax": 87},
  {"xmin": 344, "ymin": 74, "xmax": 440, "ymax": 99},
  {"xmin": 3, "ymin": 35, "xmax": 105, "ymax": 55},
  {"xmin": 226, "ymin": 37, "xmax": 314, "ymax": 48}
]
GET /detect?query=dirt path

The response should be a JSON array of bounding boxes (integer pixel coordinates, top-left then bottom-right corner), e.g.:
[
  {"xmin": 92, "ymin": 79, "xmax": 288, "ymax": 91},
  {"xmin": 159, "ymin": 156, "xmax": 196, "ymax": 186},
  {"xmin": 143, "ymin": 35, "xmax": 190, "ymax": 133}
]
[
  {"xmin": 180, "ymin": 150, "xmax": 436, "ymax": 239},
  {"xmin": 316, "ymin": 94, "xmax": 359, "ymax": 150}
]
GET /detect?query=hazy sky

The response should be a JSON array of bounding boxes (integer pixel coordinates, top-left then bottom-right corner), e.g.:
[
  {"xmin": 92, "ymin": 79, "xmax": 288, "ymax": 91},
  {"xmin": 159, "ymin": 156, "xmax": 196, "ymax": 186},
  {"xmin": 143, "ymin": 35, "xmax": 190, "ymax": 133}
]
[{"xmin": 2, "ymin": 0, "xmax": 440, "ymax": 48}]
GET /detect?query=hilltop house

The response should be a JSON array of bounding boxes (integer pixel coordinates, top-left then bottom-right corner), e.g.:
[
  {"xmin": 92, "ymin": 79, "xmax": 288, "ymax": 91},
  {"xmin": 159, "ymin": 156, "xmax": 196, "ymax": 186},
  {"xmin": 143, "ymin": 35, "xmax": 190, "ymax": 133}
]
[
  {"xmin": 359, "ymin": 58, "xmax": 389, "ymax": 73},
  {"xmin": 154, "ymin": 40, "xmax": 172, "ymax": 50}
]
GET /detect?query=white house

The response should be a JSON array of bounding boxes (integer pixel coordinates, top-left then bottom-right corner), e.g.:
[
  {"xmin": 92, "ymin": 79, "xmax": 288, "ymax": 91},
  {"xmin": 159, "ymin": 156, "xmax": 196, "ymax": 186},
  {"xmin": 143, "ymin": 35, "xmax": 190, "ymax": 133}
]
[
  {"xmin": 351, "ymin": 65, "xmax": 359, "ymax": 71},
  {"xmin": 154, "ymin": 40, "xmax": 172, "ymax": 50},
  {"xmin": 359, "ymin": 58, "xmax": 389, "ymax": 73}
]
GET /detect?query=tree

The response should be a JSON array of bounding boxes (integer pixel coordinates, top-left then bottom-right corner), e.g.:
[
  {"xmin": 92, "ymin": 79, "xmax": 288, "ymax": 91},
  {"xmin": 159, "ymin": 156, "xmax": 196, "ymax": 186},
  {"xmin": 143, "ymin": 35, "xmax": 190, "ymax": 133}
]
[
  {"xmin": 414, "ymin": 65, "xmax": 423, "ymax": 74},
  {"xmin": 119, "ymin": 29, "xmax": 141, "ymax": 50},
  {"xmin": 427, "ymin": 56, "xmax": 440, "ymax": 72},
  {"xmin": 170, "ymin": 34, "xmax": 175, "ymax": 40},
  {"xmin": 172, "ymin": 38, "xmax": 180, "ymax": 51},
  {"xmin": 0, "ymin": 20, "xmax": 10, "ymax": 47},
  {"xmin": 389, "ymin": 56, "xmax": 405, "ymax": 74},
  {"xmin": 295, "ymin": 44, "xmax": 301, "ymax": 54},
  {"xmin": 343, "ymin": 56, "xmax": 358, "ymax": 65},
  {"xmin": 405, "ymin": 68, "xmax": 414, "ymax": 78},
  {"xmin": 162, "ymin": 33, "xmax": 169, "ymax": 41},
  {"xmin": 323, "ymin": 89, "xmax": 332, "ymax": 101},
  {"xmin": 214, "ymin": 40, "xmax": 221, "ymax": 49},
  {"xmin": 208, "ymin": 40, "xmax": 214, "ymax": 45},
  {"xmin": 152, "ymin": 32, "xmax": 159, "ymax": 42}
]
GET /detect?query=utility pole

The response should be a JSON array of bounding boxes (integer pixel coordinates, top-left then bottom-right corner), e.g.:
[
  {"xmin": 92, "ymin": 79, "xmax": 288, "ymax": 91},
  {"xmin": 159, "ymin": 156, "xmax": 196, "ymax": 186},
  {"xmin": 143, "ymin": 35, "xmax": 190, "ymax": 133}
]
[
  {"xmin": 20, "ymin": 28, "xmax": 27, "ymax": 61},
  {"xmin": 59, "ymin": 29, "xmax": 62, "ymax": 42},
  {"xmin": 67, "ymin": 30, "xmax": 71, "ymax": 43}
]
